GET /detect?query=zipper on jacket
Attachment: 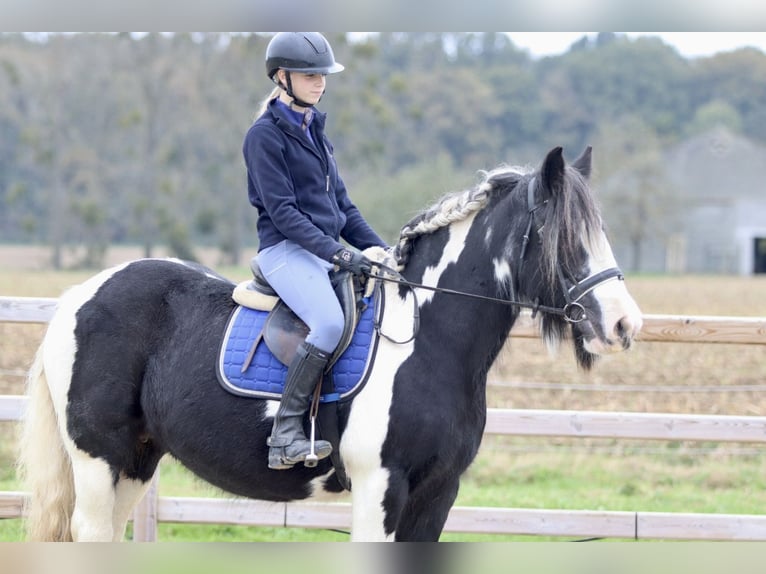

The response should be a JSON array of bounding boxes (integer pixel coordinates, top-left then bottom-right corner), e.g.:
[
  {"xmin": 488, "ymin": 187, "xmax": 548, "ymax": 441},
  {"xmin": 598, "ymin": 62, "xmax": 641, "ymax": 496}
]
[{"xmin": 281, "ymin": 120, "xmax": 341, "ymax": 229}]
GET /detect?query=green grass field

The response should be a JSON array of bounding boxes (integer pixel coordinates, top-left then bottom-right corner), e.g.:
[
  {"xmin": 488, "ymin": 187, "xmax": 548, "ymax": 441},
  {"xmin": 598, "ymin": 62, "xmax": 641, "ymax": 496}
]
[{"xmin": 1, "ymin": 264, "xmax": 765, "ymax": 541}]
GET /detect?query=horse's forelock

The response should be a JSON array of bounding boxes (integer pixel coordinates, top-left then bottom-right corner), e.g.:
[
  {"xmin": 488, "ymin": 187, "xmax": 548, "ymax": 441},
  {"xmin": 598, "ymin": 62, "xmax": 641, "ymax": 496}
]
[{"xmin": 540, "ymin": 166, "xmax": 602, "ymax": 284}]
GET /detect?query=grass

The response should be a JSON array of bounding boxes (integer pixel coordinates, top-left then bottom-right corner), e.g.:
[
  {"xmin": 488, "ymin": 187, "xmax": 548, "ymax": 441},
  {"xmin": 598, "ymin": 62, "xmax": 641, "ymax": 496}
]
[
  {"xmin": 467, "ymin": 437, "xmax": 766, "ymax": 513},
  {"xmin": 1, "ymin": 265, "xmax": 765, "ymax": 541},
  {"xmin": 6, "ymin": 436, "xmax": 766, "ymax": 542}
]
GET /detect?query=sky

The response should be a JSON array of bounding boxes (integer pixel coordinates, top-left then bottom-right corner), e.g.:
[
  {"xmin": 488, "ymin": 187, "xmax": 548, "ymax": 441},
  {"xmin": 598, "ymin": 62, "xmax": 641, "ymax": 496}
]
[{"xmin": 507, "ymin": 32, "xmax": 766, "ymax": 59}]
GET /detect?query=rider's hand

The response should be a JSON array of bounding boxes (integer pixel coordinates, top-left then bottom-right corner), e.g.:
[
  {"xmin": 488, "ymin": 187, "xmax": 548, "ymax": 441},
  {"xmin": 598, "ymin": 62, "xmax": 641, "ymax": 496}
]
[{"xmin": 332, "ymin": 248, "xmax": 372, "ymax": 277}]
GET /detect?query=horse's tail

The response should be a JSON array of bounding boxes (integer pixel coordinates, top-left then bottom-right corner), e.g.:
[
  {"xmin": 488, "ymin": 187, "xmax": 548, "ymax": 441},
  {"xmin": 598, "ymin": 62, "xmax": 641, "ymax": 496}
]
[{"xmin": 17, "ymin": 344, "xmax": 75, "ymax": 541}]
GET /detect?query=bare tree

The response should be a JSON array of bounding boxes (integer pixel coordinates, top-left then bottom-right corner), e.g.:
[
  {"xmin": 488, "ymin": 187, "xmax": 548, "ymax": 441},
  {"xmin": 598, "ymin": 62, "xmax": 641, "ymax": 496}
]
[{"xmin": 593, "ymin": 115, "xmax": 681, "ymax": 272}]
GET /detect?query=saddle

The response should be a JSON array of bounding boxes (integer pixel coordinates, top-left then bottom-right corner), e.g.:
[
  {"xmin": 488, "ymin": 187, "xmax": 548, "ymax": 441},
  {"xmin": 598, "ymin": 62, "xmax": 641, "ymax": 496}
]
[{"xmin": 232, "ymin": 258, "xmax": 366, "ymax": 371}]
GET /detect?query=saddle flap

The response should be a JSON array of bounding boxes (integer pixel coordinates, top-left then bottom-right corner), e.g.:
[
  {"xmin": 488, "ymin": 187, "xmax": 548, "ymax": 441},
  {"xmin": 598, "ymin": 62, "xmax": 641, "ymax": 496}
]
[
  {"xmin": 262, "ymin": 301, "xmax": 310, "ymax": 366},
  {"xmin": 247, "ymin": 269, "xmax": 362, "ymax": 369},
  {"xmin": 328, "ymin": 270, "xmax": 359, "ymax": 367}
]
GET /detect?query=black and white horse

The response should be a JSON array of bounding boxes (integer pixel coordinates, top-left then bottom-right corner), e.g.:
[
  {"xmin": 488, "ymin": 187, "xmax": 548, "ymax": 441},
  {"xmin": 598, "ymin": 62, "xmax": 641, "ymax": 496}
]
[{"xmin": 18, "ymin": 147, "xmax": 642, "ymax": 541}]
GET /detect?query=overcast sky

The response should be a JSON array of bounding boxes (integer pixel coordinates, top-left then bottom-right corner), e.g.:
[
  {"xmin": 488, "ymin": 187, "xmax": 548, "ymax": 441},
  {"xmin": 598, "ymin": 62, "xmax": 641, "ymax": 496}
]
[{"xmin": 507, "ymin": 32, "xmax": 766, "ymax": 58}]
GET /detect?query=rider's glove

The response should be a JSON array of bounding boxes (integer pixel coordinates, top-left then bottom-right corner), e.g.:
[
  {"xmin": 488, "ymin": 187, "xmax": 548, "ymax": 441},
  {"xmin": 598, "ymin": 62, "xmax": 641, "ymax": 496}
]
[{"xmin": 332, "ymin": 248, "xmax": 372, "ymax": 277}]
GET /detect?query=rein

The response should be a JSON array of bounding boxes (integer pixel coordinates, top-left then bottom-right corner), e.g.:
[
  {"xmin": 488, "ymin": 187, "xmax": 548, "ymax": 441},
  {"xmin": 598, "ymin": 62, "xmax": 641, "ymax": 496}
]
[{"xmin": 370, "ymin": 262, "xmax": 581, "ymax": 320}]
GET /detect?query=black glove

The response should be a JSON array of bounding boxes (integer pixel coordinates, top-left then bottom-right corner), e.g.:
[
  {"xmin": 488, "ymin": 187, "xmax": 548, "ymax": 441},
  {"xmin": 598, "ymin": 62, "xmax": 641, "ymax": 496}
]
[{"xmin": 332, "ymin": 248, "xmax": 372, "ymax": 277}]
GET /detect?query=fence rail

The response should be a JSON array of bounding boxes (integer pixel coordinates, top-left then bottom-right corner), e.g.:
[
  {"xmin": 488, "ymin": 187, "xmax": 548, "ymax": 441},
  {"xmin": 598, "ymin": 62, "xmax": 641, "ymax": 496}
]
[
  {"xmin": 3, "ymin": 489, "xmax": 766, "ymax": 541},
  {"xmin": 2, "ymin": 295, "xmax": 766, "ymax": 541},
  {"xmin": 2, "ymin": 295, "xmax": 766, "ymax": 345},
  {"xmin": 4, "ymin": 395, "xmax": 766, "ymax": 444}
]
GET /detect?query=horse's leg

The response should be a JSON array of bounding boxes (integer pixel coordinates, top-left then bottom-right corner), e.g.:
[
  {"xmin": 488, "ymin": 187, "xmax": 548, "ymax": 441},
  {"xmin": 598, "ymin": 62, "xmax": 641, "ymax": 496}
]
[
  {"xmin": 68, "ymin": 434, "xmax": 159, "ymax": 542},
  {"xmin": 348, "ymin": 466, "xmax": 401, "ymax": 542},
  {"xmin": 68, "ymin": 451, "xmax": 118, "ymax": 542},
  {"xmin": 393, "ymin": 476, "xmax": 460, "ymax": 541},
  {"xmin": 112, "ymin": 474, "xmax": 157, "ymax": 542}
]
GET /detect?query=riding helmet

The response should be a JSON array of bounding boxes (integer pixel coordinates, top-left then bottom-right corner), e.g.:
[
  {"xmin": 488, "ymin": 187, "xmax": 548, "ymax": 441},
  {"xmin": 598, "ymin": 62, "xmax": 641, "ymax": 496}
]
[{"xmin": 265, "ymin": 32, "xmax": 345, "ymax": 81}]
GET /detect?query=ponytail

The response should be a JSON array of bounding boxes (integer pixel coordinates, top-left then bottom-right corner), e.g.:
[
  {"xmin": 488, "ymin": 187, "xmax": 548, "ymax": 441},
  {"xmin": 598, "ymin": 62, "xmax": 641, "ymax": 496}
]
[{"xmin": 255, "ymin": 86, "xmax": 281, "ymax": 119}]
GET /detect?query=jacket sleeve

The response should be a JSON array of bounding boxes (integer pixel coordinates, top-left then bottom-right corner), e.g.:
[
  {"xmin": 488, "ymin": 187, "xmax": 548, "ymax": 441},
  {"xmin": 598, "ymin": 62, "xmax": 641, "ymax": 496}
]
[
  {"xmin": 244, "ymin": 125, "xmax": 343, "ymax": 261},
  {"xmin": 335, "ymin": 175, "xmax": 388, "ymax": 250}
]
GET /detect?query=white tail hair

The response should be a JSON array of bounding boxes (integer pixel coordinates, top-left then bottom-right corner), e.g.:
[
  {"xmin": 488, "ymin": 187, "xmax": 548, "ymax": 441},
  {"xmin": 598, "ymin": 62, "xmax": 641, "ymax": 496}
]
[{"xmin": 17, "ymin": 346, "xmax": 75, "ymax": 541}]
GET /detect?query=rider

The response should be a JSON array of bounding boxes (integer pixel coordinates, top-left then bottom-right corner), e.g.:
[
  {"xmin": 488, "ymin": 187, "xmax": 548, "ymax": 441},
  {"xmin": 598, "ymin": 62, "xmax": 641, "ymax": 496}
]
[{"xmin": 243, "ymin": 32, "xmax": 388, "ymax": 470}]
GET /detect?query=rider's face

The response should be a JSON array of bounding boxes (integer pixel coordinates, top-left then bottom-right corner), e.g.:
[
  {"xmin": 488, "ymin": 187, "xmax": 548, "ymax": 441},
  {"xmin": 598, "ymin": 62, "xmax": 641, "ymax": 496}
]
[{"xmin": 279, "ymin": 70, "xmax": 326, "ymax": 107}]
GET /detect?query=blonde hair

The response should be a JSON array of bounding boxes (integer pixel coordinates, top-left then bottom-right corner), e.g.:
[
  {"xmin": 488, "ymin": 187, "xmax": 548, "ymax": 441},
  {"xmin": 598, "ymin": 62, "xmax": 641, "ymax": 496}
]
[{"xmin": 255, "ymin": 86, "xmax": 281, "ymax": 119}]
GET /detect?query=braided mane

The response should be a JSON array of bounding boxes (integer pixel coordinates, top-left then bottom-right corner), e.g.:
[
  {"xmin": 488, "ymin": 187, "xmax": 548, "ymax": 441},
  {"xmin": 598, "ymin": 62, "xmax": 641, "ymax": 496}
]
[{"xmin": 393, "ymin": 166, "xmax": 529, "ymax": 269}]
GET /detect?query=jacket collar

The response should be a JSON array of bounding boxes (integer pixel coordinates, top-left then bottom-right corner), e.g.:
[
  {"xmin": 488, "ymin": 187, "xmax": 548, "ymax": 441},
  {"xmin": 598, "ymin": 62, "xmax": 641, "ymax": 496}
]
[{"xmin": 267, "ymin": 98, "xmax": 327, "ymax": 133}]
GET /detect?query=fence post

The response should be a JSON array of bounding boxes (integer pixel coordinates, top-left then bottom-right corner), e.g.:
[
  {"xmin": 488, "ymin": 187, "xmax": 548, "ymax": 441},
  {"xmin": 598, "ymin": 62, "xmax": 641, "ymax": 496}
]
[{"xmin": 131, "ymin": 470, "xmax": 160, "ymax": 542}]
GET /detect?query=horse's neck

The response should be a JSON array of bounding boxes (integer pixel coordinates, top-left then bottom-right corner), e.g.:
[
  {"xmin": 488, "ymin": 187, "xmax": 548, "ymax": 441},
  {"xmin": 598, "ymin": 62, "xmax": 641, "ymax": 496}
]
[
  {"xmin": 397, "ymin": 208, "xmax": 521, "ymax": 379},
  {"xmin": 399, "ymin": 258, "xmax": 517, "ymax": 376}
]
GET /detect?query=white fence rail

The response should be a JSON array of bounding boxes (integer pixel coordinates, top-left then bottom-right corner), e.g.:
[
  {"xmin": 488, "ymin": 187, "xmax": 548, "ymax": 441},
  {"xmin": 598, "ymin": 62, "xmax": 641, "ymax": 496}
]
[{"xmin": 2, "ymin": 295, "xmax": 766, "ymax": 541}]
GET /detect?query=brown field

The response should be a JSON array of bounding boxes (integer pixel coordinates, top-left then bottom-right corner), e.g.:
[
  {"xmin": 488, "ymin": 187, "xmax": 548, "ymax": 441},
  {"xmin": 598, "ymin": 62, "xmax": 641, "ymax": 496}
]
[
  {"xmin": 1, "ymin": 248, "xmax": 765, "ymax": 419},
  {"xmin": 491, "ymin": 273, "xmax": 766, "ymax": 417}
]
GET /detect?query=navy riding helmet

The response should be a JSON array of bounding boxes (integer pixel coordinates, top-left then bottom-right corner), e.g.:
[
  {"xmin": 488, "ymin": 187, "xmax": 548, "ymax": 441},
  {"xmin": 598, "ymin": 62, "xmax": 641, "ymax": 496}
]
[{"xmin": 265, "ymin": 32, "xmax": 344, "ymax": 81}]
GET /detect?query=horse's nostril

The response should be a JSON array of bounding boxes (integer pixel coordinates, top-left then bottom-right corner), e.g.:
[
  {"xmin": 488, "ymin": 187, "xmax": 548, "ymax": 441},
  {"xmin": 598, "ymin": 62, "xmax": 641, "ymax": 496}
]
[
  {"xmin": 615, "ymin": 316, "xmax": 632, "ymax": 340},
  {"xmin": 615, "ymin": 314, "xmax": 642, "ymax": 344}
]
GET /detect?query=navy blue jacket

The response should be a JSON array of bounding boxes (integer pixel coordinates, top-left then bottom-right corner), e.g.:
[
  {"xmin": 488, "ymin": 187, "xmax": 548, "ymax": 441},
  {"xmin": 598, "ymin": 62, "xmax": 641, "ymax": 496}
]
[{"xmin": 243, "ymin": 99, "xmax": 386, "ymax": 262}]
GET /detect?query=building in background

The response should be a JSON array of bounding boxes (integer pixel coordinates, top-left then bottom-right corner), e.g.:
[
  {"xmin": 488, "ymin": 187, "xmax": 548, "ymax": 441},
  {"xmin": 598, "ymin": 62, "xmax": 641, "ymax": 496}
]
[
  {"xmin": 667, "ymin": 126, "xmax": 766, "ymax": 275},
  {"xmin": 612, "ymin": 126, "xmax": 766, "ymax": 275}
]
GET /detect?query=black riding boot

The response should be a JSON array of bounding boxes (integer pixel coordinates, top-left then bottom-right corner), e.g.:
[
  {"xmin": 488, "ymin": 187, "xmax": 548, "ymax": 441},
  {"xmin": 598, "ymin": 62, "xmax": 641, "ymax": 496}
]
[{"xmin": 267, "ymin": 341, "xmax": 333, "ymax": 470}]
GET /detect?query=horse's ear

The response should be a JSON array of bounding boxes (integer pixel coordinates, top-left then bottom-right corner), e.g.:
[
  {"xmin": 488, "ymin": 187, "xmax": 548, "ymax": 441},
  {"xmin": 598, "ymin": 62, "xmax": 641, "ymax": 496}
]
[
  {"xmin": 541, "ymin": 146, "xmax": 565, "ymax": 195},
  {"xmin": 572, "ymin": 146, "xmax": 593, "ymax": 179}
]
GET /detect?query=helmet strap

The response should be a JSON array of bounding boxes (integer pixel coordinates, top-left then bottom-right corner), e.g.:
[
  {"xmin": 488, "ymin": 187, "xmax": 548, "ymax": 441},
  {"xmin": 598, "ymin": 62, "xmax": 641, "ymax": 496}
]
[{"xmin": 282, "ymin": 71, "xmax": 315, "ymax": 109}]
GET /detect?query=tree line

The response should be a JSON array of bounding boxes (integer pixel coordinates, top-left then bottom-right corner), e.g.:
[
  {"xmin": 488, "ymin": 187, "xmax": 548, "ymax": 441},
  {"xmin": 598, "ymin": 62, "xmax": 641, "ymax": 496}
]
[{"xmin": 1, "ymin": 32, "xmax": 764, "ymax": 270}]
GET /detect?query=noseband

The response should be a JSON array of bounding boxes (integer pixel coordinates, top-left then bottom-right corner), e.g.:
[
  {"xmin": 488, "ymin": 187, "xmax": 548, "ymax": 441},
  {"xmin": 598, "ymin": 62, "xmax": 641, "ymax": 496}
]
[{"xmin": 370, "ymin": 176, "xmax": 624, "ymax": 329}]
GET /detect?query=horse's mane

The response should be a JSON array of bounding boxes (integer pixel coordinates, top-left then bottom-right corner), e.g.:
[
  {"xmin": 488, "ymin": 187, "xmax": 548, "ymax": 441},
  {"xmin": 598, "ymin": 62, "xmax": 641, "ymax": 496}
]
[
  {"xmin": 393, "ymin": 166, "xmax": 528, "ymax": 269},
  {"xmin": 393, "ymin": 163, "xmax": 603, "ymax": 283}
]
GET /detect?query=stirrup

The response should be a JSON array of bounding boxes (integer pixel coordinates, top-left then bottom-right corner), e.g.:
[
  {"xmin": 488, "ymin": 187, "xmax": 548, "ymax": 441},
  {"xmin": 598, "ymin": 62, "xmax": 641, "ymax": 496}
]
[
  {"xmin": 305, "ymin": 413, "xmax": 319, "ymax": 468},
  {"xmin": 267, "ymin": 440, "xmax": 332, "ymax": 470}
]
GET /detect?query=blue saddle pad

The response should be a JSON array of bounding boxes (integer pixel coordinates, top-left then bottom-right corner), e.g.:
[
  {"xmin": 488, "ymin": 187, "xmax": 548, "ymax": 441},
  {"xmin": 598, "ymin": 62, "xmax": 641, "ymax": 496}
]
[{"xmin": 216, "ymin": 296, "xmax": 378, "ymax": 402}]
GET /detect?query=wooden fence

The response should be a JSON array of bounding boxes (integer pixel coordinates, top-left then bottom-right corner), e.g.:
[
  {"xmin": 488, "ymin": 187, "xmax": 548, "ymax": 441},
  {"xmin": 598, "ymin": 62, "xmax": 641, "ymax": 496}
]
[{"xmin": 2, "ymin": 295, "xmax": 766, "ymax": 541}]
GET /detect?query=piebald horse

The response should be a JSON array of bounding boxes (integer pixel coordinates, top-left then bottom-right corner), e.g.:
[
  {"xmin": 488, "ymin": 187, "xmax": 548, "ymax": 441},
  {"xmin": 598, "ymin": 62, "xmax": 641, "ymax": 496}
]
[{"xmin": 18, "ymin": 147, "xmax": 642, "ymax": 541}]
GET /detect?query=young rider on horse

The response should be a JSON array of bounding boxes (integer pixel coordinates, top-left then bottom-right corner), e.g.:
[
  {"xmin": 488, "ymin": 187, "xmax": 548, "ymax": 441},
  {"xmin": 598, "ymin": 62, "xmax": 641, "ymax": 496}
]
[{"xmin": 243, "ymin": 32, "xmax": 388, "ymax": 470}]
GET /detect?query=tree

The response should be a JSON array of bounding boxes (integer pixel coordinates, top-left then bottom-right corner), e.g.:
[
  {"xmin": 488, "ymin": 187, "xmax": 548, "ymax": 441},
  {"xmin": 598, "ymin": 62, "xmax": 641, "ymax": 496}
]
[
  {"xmin": 686, "ymin": 99, "xmax": 744, "ymax": 136},
  {"xmin": 593, "ymin": 115, "xmax": 680, "ymax": 272},
  {"xmin": 9, "ymin": 35, "xmax": 114, "ymax": 268},
  {"xmin": 116, "ymin": 33, "xmax": 182, "ymax": 259},
  {"xmin": 690, "ymin": 48, "xmax": 766, "ymax": 142},
  {"xmin": 0, "ymin": 32, "xmax": 765, "ymax": 272}
]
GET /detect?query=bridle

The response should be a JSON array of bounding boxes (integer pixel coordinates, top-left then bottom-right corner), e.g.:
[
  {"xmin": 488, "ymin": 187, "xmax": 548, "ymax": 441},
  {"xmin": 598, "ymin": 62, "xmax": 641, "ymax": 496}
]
[
  {"xmin": 368, "ymin": 175, "xmax": 624, "ymax": 331},
  {"xmin": 517, "ymin": 176, "xmax": 625, "ymax": 322}
]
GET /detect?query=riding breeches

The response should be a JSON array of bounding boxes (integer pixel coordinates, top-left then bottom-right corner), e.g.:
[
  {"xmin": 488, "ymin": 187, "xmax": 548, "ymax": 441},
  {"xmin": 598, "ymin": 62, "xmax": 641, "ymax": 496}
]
[{"xmin": 256, "ymin": 239, "xmax": 344, "ymax": 354}]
